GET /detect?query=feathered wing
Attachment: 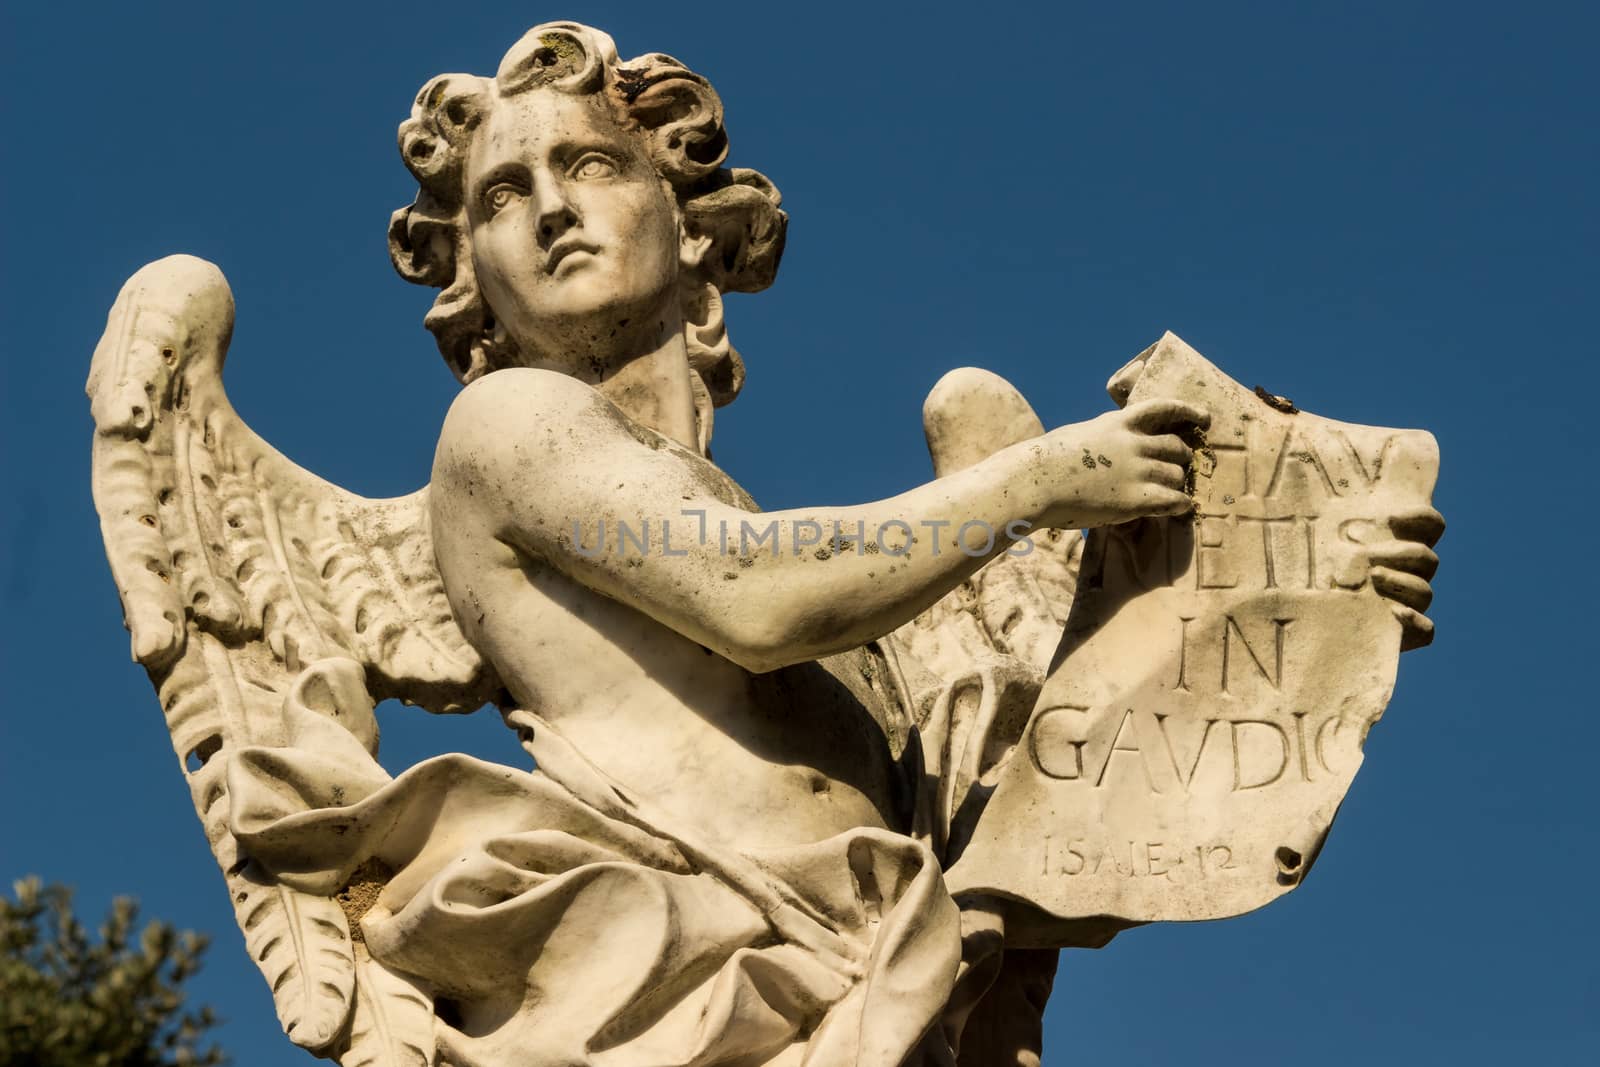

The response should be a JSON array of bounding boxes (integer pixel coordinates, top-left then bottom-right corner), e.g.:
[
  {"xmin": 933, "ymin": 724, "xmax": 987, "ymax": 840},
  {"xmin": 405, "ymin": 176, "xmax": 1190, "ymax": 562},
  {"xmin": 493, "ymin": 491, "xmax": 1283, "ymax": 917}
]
[
  {"xmin": 88, "ymin": 255, "xmax": 496, "ymax": 1059},
  {"xmin": 881, "ymin": 367, "xmax": 1083, "ymax": 859}
]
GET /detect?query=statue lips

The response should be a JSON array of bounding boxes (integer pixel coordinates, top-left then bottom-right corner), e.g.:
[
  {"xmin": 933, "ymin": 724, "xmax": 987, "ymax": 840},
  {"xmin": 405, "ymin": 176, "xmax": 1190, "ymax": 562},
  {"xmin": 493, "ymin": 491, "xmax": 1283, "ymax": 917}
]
[{"xmin": 545, "ymin": 237, "xmax": 601, "ymax": 275}]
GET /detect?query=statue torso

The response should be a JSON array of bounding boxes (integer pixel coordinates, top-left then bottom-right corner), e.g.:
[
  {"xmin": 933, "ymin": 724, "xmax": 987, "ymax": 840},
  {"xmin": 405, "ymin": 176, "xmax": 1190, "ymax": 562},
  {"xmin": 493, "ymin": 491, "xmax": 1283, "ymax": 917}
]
[{"xmin": 429, "ymin": 392, "xmax": 905, "ymax": 853}]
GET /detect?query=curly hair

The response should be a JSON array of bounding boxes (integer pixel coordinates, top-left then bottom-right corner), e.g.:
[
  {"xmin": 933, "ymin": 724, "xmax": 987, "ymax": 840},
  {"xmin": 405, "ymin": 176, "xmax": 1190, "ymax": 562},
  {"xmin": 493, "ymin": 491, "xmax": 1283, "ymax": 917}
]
[{"xmin": 388, "ymin": 22, "xmax": 787, "ymax": 427}]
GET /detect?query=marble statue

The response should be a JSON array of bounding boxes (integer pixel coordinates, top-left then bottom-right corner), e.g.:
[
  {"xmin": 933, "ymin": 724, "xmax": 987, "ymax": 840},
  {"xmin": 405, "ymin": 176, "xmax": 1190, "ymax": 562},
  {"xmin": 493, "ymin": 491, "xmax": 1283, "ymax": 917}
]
[{"xmin": 86, "ymin": 21, "xmax": 1444, "ymax": 1067}]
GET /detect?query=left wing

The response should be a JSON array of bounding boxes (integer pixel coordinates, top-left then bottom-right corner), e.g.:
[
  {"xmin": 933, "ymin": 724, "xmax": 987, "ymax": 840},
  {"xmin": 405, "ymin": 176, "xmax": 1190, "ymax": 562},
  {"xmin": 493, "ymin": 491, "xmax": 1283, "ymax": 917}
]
[{"xmin": 88, "ymin": 255, "xmax": 497, "ymax": 1059}]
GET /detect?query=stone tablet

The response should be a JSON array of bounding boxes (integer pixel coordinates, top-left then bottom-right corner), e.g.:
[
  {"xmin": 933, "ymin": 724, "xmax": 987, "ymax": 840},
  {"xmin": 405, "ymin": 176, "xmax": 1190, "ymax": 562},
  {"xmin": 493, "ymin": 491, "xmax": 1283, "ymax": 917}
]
[{"xmin": 946, "ymin": 332, "xmax": 1439, "ymax": 922}]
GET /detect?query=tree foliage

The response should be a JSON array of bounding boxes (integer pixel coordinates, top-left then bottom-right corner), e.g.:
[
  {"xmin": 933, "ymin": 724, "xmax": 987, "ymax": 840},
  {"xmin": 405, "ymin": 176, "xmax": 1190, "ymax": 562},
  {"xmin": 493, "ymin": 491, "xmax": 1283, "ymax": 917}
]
[{"xmin": 0, "ymin": 877, "xmax": 226, "ymax": 1067}]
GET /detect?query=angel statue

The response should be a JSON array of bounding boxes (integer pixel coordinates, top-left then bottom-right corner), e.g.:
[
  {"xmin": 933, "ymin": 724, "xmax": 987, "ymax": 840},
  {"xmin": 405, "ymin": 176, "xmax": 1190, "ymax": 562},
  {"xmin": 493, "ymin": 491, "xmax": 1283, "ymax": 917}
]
[{"xmin": 87, "ymin": 20, "xmax": 1445, "ymax": 1067}]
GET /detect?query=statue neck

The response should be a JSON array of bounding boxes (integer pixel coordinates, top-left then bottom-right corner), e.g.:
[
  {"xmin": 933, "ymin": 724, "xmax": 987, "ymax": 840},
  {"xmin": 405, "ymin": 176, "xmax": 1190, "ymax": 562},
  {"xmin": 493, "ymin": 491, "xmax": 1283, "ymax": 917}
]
[
  {"xmin": 591, "ymin": 323, "xmax": 700, "ymax": 454},
  {"xmin": 502, "ymin": 308, "xmax": 700, "ymax": 453}
]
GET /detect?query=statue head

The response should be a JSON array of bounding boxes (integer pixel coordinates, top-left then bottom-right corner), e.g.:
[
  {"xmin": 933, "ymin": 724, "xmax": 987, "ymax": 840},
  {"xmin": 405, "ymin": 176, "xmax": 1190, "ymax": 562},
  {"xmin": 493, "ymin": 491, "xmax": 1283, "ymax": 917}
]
[{"xmin": 388, "ymin": 21, "xmax": 786, "ymax": 419}]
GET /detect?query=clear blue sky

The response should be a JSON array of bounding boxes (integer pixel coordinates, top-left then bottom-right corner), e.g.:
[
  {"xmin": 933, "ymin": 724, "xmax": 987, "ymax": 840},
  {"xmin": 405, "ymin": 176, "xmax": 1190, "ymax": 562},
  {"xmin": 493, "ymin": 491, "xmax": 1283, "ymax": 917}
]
[{"xmin": 2, "ymin": 1, "xmax": 1595, "ymax": 1063}]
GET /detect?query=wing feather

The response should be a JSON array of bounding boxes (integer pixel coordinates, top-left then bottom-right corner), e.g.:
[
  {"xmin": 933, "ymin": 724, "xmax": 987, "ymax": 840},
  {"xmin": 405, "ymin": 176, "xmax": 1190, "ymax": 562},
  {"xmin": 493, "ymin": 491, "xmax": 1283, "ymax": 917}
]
[
  {"xmin": 336, "ymin": 947, "xmax": 437, "ymax": 1067},
  {"xmin": 885, "ymin": 368, "xmax": 1085, "ymax": 856},
  {"xmin": 88, "ymin": 255, "xmax": 497, "ymax": 1054}
]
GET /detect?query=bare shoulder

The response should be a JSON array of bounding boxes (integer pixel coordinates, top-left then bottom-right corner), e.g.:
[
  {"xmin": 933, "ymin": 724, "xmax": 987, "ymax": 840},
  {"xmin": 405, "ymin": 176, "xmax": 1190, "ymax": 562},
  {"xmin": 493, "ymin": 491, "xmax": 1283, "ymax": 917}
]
[
  {"xmin": 441, "ymin": 368, "xmax": 606, "ymax": 448},
  {"xmin": 434, "ymin": 368, "xmax": 615, "ymax": 482},
  {"xmin": 432, "ymin": 366, "xmax": 757, "ymax": 520}
]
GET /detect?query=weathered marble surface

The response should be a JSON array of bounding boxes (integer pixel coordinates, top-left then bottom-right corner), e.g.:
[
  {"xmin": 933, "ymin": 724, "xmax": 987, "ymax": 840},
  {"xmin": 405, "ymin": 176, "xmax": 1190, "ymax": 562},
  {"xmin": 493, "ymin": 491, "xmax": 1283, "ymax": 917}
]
[{"xmin": 86, "ymin": 20, "xmax": 1443, "ymax": 1067}]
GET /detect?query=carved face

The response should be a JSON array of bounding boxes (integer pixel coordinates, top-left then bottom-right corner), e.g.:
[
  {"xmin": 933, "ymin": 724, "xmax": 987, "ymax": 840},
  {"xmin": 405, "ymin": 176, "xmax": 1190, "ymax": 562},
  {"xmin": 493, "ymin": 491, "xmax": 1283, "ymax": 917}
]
[{"xmin": 464, "ymin": 89, "xmax": 686, "ymax": 365}]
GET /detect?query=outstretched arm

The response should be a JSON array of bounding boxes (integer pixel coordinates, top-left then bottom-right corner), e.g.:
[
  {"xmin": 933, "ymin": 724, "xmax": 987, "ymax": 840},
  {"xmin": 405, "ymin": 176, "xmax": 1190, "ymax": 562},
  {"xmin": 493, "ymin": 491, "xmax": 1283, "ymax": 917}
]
[{"xmin": 436, "ymin": 368, "xmax": 1206, "ymax": 672}]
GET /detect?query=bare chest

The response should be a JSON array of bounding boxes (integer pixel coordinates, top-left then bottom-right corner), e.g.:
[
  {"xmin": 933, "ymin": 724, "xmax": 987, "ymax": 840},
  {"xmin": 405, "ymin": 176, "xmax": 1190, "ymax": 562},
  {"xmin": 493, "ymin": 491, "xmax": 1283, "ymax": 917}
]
[{"xmin": 441, "ymin": 536, "xmax": 905, "ymax": 848}]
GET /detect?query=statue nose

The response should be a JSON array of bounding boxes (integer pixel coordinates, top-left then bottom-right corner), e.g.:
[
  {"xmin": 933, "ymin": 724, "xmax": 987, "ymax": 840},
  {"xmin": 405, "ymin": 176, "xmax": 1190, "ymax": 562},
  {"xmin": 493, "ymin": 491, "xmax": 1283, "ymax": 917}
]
[
  {"xmin": 533, "ymin": 171, "xmax": 578, "ymax": 247},
  {"xmin": 537, "ymin": 203, "xmax": 578, "ymax": 246},
  {"xmin": 539, "ymin": 210, "xmax": 575, "ymax": 241}
]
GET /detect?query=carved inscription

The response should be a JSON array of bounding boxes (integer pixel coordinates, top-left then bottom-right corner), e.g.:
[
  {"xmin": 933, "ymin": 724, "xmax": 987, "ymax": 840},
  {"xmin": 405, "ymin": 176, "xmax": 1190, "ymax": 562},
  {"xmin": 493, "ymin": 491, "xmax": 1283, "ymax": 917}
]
[
  {"xmin": 946, "ymin": 334, "xmax": 1439, "ymax": 924},
  {"xmin": 1041, "ymin": 835, "xmax": 1241, "ymax": 882},
  {"xmin": 1029, "ymin": 704, "xmax": 1358, "ymax": 794},
  {"xmin": 1080, "ymin": 413, "xmax": 1416, "ymax": 601}
]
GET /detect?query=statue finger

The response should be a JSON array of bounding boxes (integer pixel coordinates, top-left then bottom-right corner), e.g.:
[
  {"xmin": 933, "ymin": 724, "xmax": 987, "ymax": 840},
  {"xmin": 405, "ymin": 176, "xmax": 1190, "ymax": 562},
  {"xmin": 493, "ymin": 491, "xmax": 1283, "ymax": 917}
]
[
  {"xmin": 1370, "ymin": 566, "xmax": 1433, "ymax": 613},
  {"xmin": 1141, "ymin": 459, "xmax": 1187, "ymax": 491},
  {"xmin": 1363, "ymin": 539, "xmax": 1439, "ymax": 581},
  {"xmin": 1138, "ymin": 485, "xmax": 1197, "ymax": 517},
  {"xmin": 1387, "ymin": 505, "xmax": 1445, "ymax": 548},
  {"xmin": 1392, "ymin": 603, "xmax": 1436, "ymax": 651},
  {"xmin": 1124, "ymin": 399, "xmax": 1211, "ymax": 435},
  {"xmin": 1136, "ymin": 433, "xmax": 1192, "ymax": 465}
]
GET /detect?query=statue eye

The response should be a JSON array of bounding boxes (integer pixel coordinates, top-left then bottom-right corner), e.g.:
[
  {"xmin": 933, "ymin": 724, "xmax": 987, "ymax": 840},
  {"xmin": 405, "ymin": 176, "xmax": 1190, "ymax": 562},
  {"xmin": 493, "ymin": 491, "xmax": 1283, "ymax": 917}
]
[
  {"xmin": 570, "ymin": 154, "xmax": 618, "ymax": 180},
  {"xmin": 484, "ymin": 183, "xmax": 522, "ymax": 214}
]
